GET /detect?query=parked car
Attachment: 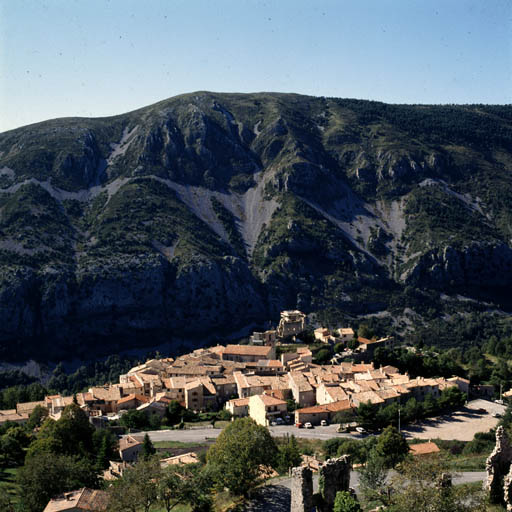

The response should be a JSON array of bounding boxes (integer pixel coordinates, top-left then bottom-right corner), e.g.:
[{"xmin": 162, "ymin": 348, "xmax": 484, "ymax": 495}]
[
  {"xmin": 304, "ymin": 422, "xmax": 313, "ymax": 429},
  {"xmin": 356, "ymin": 427, "xmax": 366, "ymax": 433},
  {"xmin": 492, "ymin": 412, "xmax": 502, "ymax": 418},
  {"xmin": 295, "ymin": 422, "xmax": 303, "ymax": 428},
  {"xmin": 320, "ymin": 419, "xmax": 328, "ymax": 426},
  {"xmin": 275, "ymin": 417, "xmax": 284, "ymax": 425}
]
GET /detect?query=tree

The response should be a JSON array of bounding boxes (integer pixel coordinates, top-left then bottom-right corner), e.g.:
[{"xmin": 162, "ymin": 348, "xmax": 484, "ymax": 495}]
[
  {"xmin": 157, "ymin": 463, "xmax": 213, "ymax": 512},
  {"xmin": 314, "ymin": 348, "xmax": 332, "ymax": 364},
  {"xmin": 277, "ymin": 434, "xmax": 301, "ymax": 473},
  {"xmin": 390, "ymin": 456, "xmax": 486, "ymax": 512},
  {"xmin": 142, "ymin": 433, "xmax": 156, "ymax": 460},
  {"xmin": 206, "ymin": 417, "xmax": 278, "ymax": 497},
  {"xmin": 0, "ymin": 491, "xmax": 15, "ymax": 512},
  {"xmin": 374, "ymin": 425, "xmax": 409, "ymax": 468},
  {"xmin": 92, "ymin": 429, "xmax": 118, "ymax": 470},
  {"xmin": 27, "ymin": 404, "xmax": 48, "ymax": 430},
  {"xmin": 0, "ymin": 427, "xmax": 28, "ymax": 466},
  {"xmin": 17, "ymin": 452, "xmax": 98, "ymax": 512},
  {"xmin": 166, "ymin": 401, "xmax": 185, "ymax": 426},
  {"xmin": 120, "ymin": 409, "xmax": 150, "ymax": 430},
  {"xmin": 107, "ymin": 459, "xmax": 159, "ymax": 512},
  {"xmin": 357, "ymin": 401, "xmax": 378, "ymax": 431},
  {"xmin": 358, "ymin": 451, "xmax": 392, "ymax": 508},
  {"xmin": 333, "ymin": 491, "xmax": 361, "ymax": 512}
]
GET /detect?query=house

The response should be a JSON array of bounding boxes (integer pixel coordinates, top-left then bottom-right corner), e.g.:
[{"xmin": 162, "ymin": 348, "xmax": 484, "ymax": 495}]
[
  {"xmin": 447, "ymin": 376, "xmax": 470, "ymax": 395},
  {"xmin": 294, "ymin": 399, "xmax": 354, "ymax": 425},
  {"xmin": 16, "ymin": 400, "xmax": 46, "ymax": 416},
  {"xmin": 116, "ymin": 394, "xmax": 149, "ymax": 412},
  {"xmin": 221, "ymin": 345, "xmax": 276, "ymax": 363},
  {"xmin": 357, "ymin": 336, "xmax": 394, "ymax": 358},
  {"xmin": 249, "ymin": 394, "xmax": 287, "ymax": 426},
  {"xmin": 409, "ymin": 441, "xmax": 440, "ymax": 456},
  {"xmin": 43, "ymin": 488, "xmax": 109, "ymax": 512},
  {"xmin": 288, "ymin": 372, "xmax": 316, "ymax": 408},
  {"xmin": 338, "ymin": 328, "xmax": 355, "ymax": 343},
  {"xmin": 0, "ymin": 409, "xmax": 29, "ymax": 426},
  {"xmin": 277, "ymin": 310, "xmax": 306, "ymax": 339},
  {"xmin": 250, "ymin": 330, "xmax": 277, "ymax": 346},
  {"xmin": 314, "ymin": 328, "xmax": 333, "ymax": 344},
  {"xmin": 316, "ymin": 383, "xmax": 349, "ymax": 405},
  {"xmin": 119, "ymin": 435, "xmax": 143, "ymax": 462},
  {"xmin": 226, "ymin": 397, "xmax": 250, "ymax": 417},
  {"xmin": 47, "ymin": 395, "xmax": 75, "ymax": 418}
]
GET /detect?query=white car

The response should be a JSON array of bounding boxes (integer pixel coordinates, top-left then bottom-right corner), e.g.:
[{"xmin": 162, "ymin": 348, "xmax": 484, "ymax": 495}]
[
  {"xmin": 320, "ymin": 419, "xmax": 328, "ymax": 426},
  {"xmin": 304, "ymin": 422, "xmax": 313, "ymax": 429},
  {"xmin": 356, "ymin": 427, "xmax": 366, "ymax": 433}
]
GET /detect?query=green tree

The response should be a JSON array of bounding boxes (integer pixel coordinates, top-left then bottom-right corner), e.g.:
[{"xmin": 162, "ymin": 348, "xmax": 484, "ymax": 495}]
[
  {"xmin": 27, "ymin": 404, "xmax": 48, "ymax": 430},
  {"xmin": 92, "ymin": 428, "xmax": 117, "ymax": 470},
  {"xmin": 391, "ymin": 456, "xmax": 486, "ymax": 511},
  {"xmin": 166, "ymin": 400, "xmax": 186, "ymax": 426},
  {"xmin": 358, "ymin": 451, "xmax": 392, "ymax": 508},
  {"xmin": 374, "ymin": 425, "xmax": 409, "ymax": 468},
  {"xmin": 120, "ymin": 409, "xmax": 150, "ymax": 430},
  {"xmin": 0, "ymin": 491, "xmax": 15, "ymax": 512},
  {"xmin": 0, "ymin": 426, "xmax": 29, "ymax": 466},
  {"xmin": 357, "ymin": 401, "xmax": 378, "ymax": 431},
  {"xmin": 206, "ymin": 417, "xmax": 278, "ymax": 497},
  {"xmin": 277, "ymin": 434, "xmax": 301, "ymax": 473},
  {"xmin": 107, "ymin": 459, "xmax": 159, "ymax": 512},
  {"xmin": 142, "ymin": 433, "xmax": 156, "ymax": 460},
  {"xmin": 157, "ymin": 463, "xmax": 213, "ymax": 512},
  {"xmin": 17, "ymin": 452, "xmax": 98, "ymax": 512},
  {"xmin": 333, "ymin": 491, "xmax": 361, "ymax": 512}
]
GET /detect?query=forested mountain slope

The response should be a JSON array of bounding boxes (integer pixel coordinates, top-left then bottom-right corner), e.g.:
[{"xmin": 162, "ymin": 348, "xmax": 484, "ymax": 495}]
[{"xmin": 1, "ymin": 92, "xmax": 511, "ymax": 360}]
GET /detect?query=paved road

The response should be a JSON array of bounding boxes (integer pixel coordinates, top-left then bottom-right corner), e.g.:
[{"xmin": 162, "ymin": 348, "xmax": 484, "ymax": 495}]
[{"xmin": 141, "ymin": 424, "xmax": 363, "ymax": 443}]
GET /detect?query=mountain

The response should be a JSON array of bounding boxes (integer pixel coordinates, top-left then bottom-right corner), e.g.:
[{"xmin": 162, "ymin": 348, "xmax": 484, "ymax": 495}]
[{"xmin": 1, "ymin": 92, "xmax": 512, "ymax": 361}]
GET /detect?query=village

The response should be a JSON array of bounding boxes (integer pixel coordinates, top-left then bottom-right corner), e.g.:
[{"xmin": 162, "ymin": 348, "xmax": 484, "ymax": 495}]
[
  {"xmin": 3, "ymin": 310, "xmax": 512, "ymax": 511},
  {"xmin": 0, "ymin": 311, "xmax": 475, "ymax": 451}
]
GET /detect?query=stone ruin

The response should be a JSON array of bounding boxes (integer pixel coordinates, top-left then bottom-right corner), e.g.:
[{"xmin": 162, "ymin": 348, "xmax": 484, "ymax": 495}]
[
  {"xmin": 291, "ymin": 455, "xmax": 351, "ymax": 512},
  {"xmin": 485, "ymin": 425, "xmax": 512, "ymax": 510}
]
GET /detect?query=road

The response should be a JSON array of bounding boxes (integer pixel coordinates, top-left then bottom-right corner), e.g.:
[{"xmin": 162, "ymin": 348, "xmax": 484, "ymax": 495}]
[{"xmin": 139, "ymin": 424, "xmax": 362, "ymax": 443}]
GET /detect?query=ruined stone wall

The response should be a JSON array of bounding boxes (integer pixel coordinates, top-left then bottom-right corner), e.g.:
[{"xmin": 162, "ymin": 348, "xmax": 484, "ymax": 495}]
[
  {"xmin": 291, "ymin": 465, "xmax": 313, "ymax": 512},
  {"xmin": 290, "ymin": 455, "xmax": 351, "ymax": 512},
  {"xmin": 318, "ymin": 455, "xmax": 351, "ymax": 510},
  {"xmin": 485, "ymin": 426, "xmax": 512, "ymax": 505}
]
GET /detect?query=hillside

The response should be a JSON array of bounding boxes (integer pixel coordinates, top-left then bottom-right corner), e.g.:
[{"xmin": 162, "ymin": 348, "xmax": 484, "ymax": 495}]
[{"xmin": 1, "ymin": 92, "xmax": 512, "ymax": 361}]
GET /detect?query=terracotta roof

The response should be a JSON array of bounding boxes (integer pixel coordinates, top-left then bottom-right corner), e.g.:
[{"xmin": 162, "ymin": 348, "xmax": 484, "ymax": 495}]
[
  {"xmin": 223, "ymin": 345, "xmax": 272, "ymax": 356},
  {"xmin": 297, "ymin": 399, "xmax": 353, "ymax": 414},
  {"xmin": 410, "ymin": 441, "xmax": 440, "ymax": 456},
  {"xmin": 228, "ymin": 397, "xmax": 250, "ymax": 407},
  {"xmin": 117, "ymin": 394, "xmax": 149, "ymax": 405},
  {"xmin": 254, "ymin": 394, "xmax": 287, "ymax": 406}
]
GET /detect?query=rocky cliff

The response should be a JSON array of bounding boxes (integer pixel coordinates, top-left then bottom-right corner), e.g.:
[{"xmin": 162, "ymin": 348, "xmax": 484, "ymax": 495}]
[{"xmin": 0, "ymin": 92, "xmax": 511, "ymax": 360}]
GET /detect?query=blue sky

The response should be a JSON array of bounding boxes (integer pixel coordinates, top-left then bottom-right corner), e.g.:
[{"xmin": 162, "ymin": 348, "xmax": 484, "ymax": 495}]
[{"xmin": 1, "ymin": 0, "xmax": 510, "ymax": 132}]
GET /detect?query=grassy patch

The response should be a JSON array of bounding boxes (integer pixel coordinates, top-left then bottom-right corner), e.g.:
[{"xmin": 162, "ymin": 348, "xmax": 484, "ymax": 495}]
[{"xmin": 0, "ymin": 467, "xmax": 20, "ymax": 504}]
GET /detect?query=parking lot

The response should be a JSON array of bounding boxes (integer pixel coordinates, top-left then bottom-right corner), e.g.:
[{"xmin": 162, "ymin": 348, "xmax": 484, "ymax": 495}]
[{"xmin": 401, "ymin": 399, "xmax": 506, "ymax": 441}]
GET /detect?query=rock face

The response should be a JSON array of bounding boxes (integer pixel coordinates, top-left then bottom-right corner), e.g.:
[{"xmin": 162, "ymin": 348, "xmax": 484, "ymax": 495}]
[
  {"xmin": 485, "ymin": 426, "xmax": 512, "ymax": 506},
  {"xmin": 0, "ymin": 92, "xmax": 512, "ymax": 360}
]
